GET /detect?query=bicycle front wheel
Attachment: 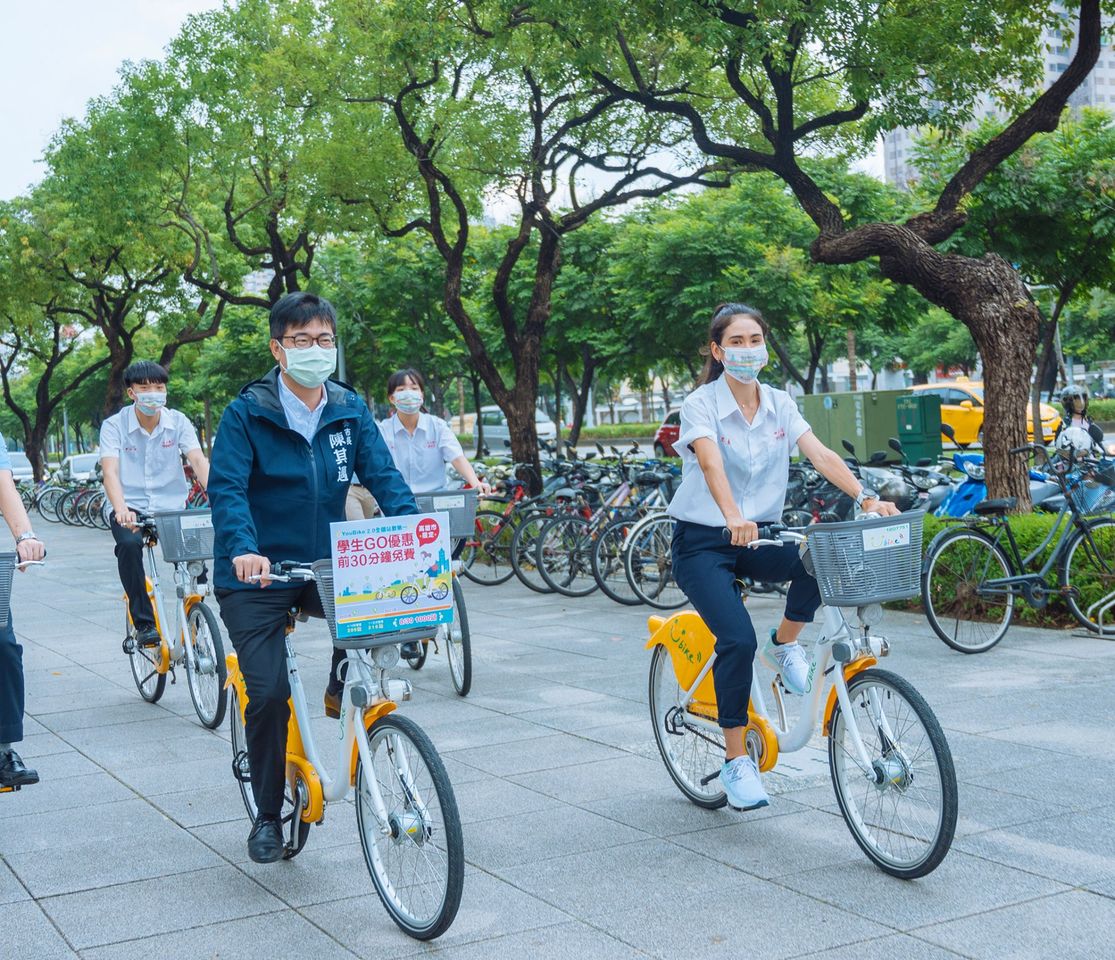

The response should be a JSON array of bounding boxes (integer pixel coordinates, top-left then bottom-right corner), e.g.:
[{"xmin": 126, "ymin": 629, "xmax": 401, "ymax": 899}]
[
  {"xmin": 537, "ymin": 516, "xmax": 599, "ymax": 597},
  {"xmin": 626, "ymin": 515, "xmax": 687, "ymax": 610},
  {"xmin": 922, "ymin": 527, "xmax": 1014, "ymax": 653},
  {"xmin": 828, "ymin": 668, "xmax": 957, "ymax": 879},
  {"xmin": 1060, "ymin": 516, "xmax": 1115, "ymax": 636},
  {"xmin": 648, "ymin": 644, "xmax": 726, "ymax": 809},
  {"xmin": 447, "ymin": 579, "xmax": 472, "ymax": 697},
  {"xmin": 355, "ymin": 713, "xmax": 464, "ymax": 940},
  {"xmin": 186, "ymin": 601, "xmax": 228, "ymax": 729},
  {"xmin": 509, "ymin": 512, "xmax": 555, "ymax": 594},
  {"xmin": 460, "ymin": 509, "xmax": 516, "ymax": 585},
  {"xmin": 592, "ymin": 517, "xmax": 643, "ymax": 606}
]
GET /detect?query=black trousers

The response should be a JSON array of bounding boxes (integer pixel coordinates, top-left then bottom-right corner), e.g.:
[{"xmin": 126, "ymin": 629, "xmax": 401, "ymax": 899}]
[
  {"xmin": 110, "ymin": 516, "xmax": 156, "ymax": 631},
  {"xmin": 0, "ymin": 611, "xmax": 23, "ymax": 744},
  {"xmin": 216, "ymin": 584, "xmax": 345, "ymax": 818},
  {"xmin": 672, "ymin": 520, "xmax": 822, "ymax": 728}
]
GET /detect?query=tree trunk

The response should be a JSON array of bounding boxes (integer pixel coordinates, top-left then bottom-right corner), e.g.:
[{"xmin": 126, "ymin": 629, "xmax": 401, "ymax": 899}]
[
  {"xmin": 847, "ymin": 329, "xmax": 857, "ymax": 391},
  {"xmin": 470, "ymin": 373, "xmax": 485, "ymax": 456},
  {"xmin": 457, "ymin": 376, "xmax": 466, "ymax": 434},
  {"xmin": 203, "ymin": 397, "xmax": 214, "ymax": 457},
  {"xmin": 554, "ymin": 359, "xmax": 564, "ymax": 444},
  {"xmin": 563, "ymin": 352, "xmax": 597, "ymax": 447}
]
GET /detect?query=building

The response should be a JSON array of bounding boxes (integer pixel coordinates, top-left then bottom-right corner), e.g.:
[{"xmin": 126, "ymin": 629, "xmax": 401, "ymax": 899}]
[{"xmin": 884, "ymin": 6, "xmax": 1115, "ymax": 187}]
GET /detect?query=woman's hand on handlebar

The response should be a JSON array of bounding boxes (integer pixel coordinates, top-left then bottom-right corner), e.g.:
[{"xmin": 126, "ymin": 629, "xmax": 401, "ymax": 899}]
[
  {"xmin": 725, "ymin": 516, "xmax": 759, "ymax": 547},
  {"xmin": 233, "ymin": 553, "xmax": 272, "ymax": 587},
  {"xmin": 16, "ymin": 537, "xmax": 45, "ymax": 566},
  {"xmin": 861, "ymin": 497, "xmax": 900, "ymax": 518}
]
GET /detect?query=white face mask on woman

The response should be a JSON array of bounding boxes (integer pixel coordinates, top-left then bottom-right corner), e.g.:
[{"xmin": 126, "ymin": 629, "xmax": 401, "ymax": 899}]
[{"xmin": 721, "ymin": 345, "xmax": 769, "ymax": 384}]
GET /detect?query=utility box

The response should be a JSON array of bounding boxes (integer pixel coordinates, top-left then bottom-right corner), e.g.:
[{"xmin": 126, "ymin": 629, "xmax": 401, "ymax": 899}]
[
  {"xmin": 798, "ymin": 390, "xmax": 911, "ymax": 462},
  {"xmin": 895, "ymin": 393, "xmax": 943, "ymax": 464}
]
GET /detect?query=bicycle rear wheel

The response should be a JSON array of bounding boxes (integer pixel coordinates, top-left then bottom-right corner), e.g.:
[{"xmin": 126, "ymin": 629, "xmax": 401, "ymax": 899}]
[
  {"xmin": 355, "ymin": 713, "xmax": 464, "ymax": 940},
  {"xmin": 592, "ymin": 518, "xmax": 643, "ymax": 605},
  {"xmin": 625, "ymin": 515, "xmax": 687, "ymax": 609},
  {"xmin": 509, "ymin": 511, "xmax": 555, "ymax": 593},
  {"xmin": 537, "ymin": 516, "xmax": 599, "ymax": 597},
  {"xmin": 1060, "ymin": 517, "xmax": 1115, "ymax": 636},
  {"xmin": 922, "ymin": 527, "xmax": 1014, "ymax": 653},
  {"xmin": 36, "ymin": 485, "xmax": 67, "ymax": 523},
  {"xmin": 125, "ymin": 612, "xmax": 166, "ymax": 703},
  {"xmin": 446, "ymin": 579, "xmax": 471, "ymax": 697},
  {"xmin": 459, "ymin": 509, "xmax": 516, "ymax": 585},
  {"xmin": 648, "ymin": 644, "xmax": 726, "ymax": 809},
  {"xmin": 828, "ymin": 668, "xmax": 957, "ymax": 879},
  {"xmin": 186, "ymin": 601, "xmax": 228, "ymax": 729}
]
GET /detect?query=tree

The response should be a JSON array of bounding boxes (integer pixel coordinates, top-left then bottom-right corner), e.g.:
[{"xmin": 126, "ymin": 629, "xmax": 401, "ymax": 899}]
[
  {"xmin": 551, "ymin": 0, "xmax": 1105, "ymax": 505},
  {"xmin": 326, "ymin": 0, "xmax": 722, "ymax": 485}
]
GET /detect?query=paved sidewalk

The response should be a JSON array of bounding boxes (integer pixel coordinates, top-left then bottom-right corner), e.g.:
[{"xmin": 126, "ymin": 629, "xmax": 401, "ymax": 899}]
[{"xmin": 2, "ymin": 523, "xmax": 1114, "ymax": 959}]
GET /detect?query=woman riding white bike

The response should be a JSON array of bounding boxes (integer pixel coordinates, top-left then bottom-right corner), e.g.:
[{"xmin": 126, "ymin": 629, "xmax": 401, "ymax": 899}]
[{"xmin": 668, "ymin": 302, "xmax": 899, "ymax": 811}]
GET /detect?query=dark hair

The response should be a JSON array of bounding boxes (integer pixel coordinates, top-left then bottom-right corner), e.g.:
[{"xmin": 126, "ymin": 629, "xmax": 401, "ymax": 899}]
[
  {"xmin": 696, "ymin": 302, "xmax": 765, "ymax": 385},
  {"xmin": 124, "ymin": 360, "xmax": 169, "ymax": 387},
  {"xmin": 269, "ymin": 291, "xmax": 337, "ymax": 340},
  {"xmin": 387, "ymin": 368, "xmax": 425, "ymax": 396}
]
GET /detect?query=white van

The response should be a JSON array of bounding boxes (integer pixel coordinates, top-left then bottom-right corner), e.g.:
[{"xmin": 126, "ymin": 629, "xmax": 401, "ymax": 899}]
[{"xmin": 477, "ymin": 405, "xmax": 557, "ymax": 449}]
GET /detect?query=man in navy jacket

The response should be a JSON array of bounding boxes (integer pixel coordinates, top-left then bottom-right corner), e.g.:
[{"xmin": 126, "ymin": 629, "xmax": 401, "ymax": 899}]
[{"xmin": 209, "ymin": 292, "xmax": 417, "ymax": 863}]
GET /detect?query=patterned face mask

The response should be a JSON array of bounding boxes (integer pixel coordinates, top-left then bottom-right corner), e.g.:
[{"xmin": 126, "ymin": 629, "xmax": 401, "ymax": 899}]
[{"xmin": 721, "ymin": 345, "xmax": 768, "ymax": 383}]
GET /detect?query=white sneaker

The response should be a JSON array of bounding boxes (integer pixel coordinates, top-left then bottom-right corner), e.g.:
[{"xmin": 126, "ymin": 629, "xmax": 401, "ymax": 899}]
[
  {"xmin": 720, "ymin": 756, "xmax": 770, "ymax": 811},
  {"xmin": 764, "ymin": 630, "xmax": 812, "ymax": 695}
]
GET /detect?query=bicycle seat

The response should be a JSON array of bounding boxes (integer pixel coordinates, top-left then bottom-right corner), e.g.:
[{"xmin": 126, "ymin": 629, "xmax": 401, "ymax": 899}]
[{"xmin": 973, "ymin": 497, "xmax": 1017, "ymax": 516}]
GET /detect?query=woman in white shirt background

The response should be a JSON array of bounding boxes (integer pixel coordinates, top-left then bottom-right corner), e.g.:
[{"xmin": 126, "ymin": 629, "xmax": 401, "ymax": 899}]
[
  {"xmin": 379, "ymin": 368, "xmax": 492, "ymax": 497},
  {"xmin": 668, "ymin": 302, "xmax": 898, "ymax": 812}
]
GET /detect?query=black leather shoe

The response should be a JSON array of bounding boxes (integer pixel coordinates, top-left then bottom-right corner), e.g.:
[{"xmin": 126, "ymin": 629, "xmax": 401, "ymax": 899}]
[
  {"xmin": 0, "ymin": 750, "xmax": 39, "ymax": 789},
  {"xmin": 247, "ymin": 814, "xmax": 285, "ymax": 863},
  {"xmin": 135, "ymin": 626, "xmax": 161, "ymax": 649}
]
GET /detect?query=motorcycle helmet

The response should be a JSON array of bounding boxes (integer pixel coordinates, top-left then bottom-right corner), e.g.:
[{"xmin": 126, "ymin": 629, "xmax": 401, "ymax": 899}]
[
  {"xmin": 877, "ymin": 475, "xmax": 917, "ymax": 512},
  {"xmin": 1055, "ymin": 424, "xmax": 1095, "ymax": 458},
  {"xmin": 1060, "ymin": 384, "xmax": 1089, "ymax": 419}
]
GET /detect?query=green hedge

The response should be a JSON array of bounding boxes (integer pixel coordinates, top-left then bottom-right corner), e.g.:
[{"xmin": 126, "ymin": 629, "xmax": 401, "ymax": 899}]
[
  {"xmin": 1088, "ymin": 398, "xmax": 1115, "ymax": 422},
  {"xmin": 896, "ymin": 512, "xmax": 1101, "ymax": 629}
]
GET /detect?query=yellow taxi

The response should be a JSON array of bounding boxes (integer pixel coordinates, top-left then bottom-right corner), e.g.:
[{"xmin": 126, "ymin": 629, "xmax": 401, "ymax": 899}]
[{"xmin": 912, "ymin": 378, "xmax": 1061, "ymax": 447}]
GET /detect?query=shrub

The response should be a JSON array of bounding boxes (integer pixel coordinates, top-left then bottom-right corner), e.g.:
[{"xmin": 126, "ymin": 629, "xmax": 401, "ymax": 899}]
[{"xmin": 1087, "ymin": 398, "xmax": 1115, "ymax": 422}]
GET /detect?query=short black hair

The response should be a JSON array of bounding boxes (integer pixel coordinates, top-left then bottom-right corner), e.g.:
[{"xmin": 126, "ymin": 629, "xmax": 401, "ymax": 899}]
[
  {"xmin": 387, "ymin": 368, "xmax": 425, "ymax": 395},
  {"xmin": 269, "ymin": 292, "xmax": 337, "ymax": 340},
  {"xmin": 124, "ymin": 360, "xmax": 169, "ymax": 387}
]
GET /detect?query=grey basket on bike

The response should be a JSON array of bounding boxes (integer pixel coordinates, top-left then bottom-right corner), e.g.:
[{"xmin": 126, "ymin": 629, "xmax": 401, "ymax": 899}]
[
  {"xmin": 413, "ymin": 488, "xmax": 478, "ymax": 540},
  {"xmin": 310, "ymin": 559, "xmax": 435, "ymax": 650},
  {"xmin": 152, "ymin": 509, "xmax": 215, "ymax": 563},
  {"xmin": 1068, "ymin": 468, "xmax": 1115, "ymax": 517},
  {"xmin": 0, "ymin": 552, "xmax": 16, "ymax": 628},
  {"xmin": 805, "ymin": 511, "xmax": 925, "ymax": 606}
]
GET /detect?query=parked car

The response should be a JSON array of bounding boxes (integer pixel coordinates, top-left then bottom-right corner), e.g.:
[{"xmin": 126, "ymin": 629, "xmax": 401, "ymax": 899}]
[
  {"xmin": 912, "ymin": 379, "xmax": 1061, "ymax": 447},
  {"xmin": 6, "ymin": 451, "xmax": 34, "ymax": 482},
  {"xmin": 654, "ymin": 409, "xmax": 681, "ymax": 458},
  {"xmin": 59, "ymin": 453, "xmax": 101, "ymax": 482},
  {"xmin": 477, "ymin": 405, "xmax": 557, "ymax": 448}
]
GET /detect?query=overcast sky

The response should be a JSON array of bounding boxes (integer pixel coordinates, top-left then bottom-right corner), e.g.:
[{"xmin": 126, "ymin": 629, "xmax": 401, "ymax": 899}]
[
  {"xmin": 1, "ymin": 0, "xmax": 882, "ymax": 203},
  {"xmin": 0, "ymin": 0, "xmax": 222, "ymax": 200}
]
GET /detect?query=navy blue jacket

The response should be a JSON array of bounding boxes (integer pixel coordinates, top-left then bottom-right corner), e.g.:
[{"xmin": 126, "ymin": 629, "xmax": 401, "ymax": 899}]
[{"xmin": 209, "ymin": 367, "xmax": 418, "ymax": 591}]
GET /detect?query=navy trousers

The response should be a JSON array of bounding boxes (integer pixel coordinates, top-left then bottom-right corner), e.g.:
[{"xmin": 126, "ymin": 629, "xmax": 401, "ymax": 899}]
[
  {"xmin": 671, "ymin": 520, "xmax": 822, "ymax": 728},
  {"xmin": 0, "ymin": 612, "xmax": 24, "ymax": 744}
]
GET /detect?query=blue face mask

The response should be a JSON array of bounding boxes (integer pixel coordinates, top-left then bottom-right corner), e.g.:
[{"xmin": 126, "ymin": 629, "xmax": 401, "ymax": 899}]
[{"xmin": 721, "ymin": 345, "xmax": 768, "ymax": 384}]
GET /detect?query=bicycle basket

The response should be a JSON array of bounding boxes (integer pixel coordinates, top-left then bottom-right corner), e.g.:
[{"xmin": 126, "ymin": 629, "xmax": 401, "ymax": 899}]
[
  {"xmin": 0, "ymin": 552, "xmax": 16, "ymax": 628},
  {"xmin": 310, "ymin": 559, "xmax": 436, "ymax": 650},
  {"xmin": 413, "ymin": 488, "xmax": 478, "ymax": 540},
  {"xmin": 805, "ymin": 511, "xmax": 925, "ymax": 606},
  {"xmin": 1069, "ymin": 476, "xmax": 1115, "ymax": 518},
  {"xmin": 152, "ymin": 509, "xmax": 215, "ymax": 563}
]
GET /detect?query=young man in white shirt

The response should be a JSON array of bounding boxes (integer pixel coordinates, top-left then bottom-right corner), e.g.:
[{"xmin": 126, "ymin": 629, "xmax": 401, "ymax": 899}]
[{"xmin": 100, "ymin": 361, "xmax": 211, "ymax": 648}]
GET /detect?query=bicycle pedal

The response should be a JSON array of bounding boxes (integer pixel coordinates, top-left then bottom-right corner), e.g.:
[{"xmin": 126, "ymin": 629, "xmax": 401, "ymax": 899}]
[
  {"xmin": 121, "ymin": 637, "xmax": 136, "ymax": 655},
  {"xmin": 0, "ymin": 784, "xmax": 18, "ymax": 793}
]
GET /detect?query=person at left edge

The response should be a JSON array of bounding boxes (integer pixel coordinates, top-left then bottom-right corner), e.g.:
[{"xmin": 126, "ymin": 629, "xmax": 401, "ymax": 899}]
[
  {"xmin": 100, "ymin": 361, "xmax": 211, "ymax": 650},
  {"xmin": 208, "ymin": 291, "xmax": 417, "ymax": 865},
  {"xmin": 0, "ymin": 431, "xmax": 47, "ymax": 790}
]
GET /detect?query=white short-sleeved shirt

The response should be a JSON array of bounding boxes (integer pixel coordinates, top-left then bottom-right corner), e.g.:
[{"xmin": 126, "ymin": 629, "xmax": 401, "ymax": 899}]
[
  {"xmin": 667, "ymin": 375, "xmax": 812, "ymax": 527},
  {"xmin": 99, "ymin": 406, "xmax": 202, "ymax": 513},
  {"xmin": 379, "ymin": 413, "xmax": 464, "ymax": 494}
]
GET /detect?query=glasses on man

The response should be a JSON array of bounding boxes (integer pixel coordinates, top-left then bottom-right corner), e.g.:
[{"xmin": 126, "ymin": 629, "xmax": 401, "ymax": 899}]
[{"xmin": 281, "ymin": 333, "xmax": 336, "ymax": 349}]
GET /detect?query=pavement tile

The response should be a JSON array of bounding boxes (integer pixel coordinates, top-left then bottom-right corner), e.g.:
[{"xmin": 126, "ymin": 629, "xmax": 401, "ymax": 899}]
[
  {"xmin": 0, "ymin": 899, "xmax": 78, "ymax": 959},
  {"xmin": 0, "ymin": 770, "xmax": 136, "ymax": 820},
  {"xmin": 0, "ymin": 856, "xmax": 31, "ymax": 904},
  {"xmin": 508, "ymin": 753, "xmax": 669, "ymax": 805},
  {"xmin": 777, "ymin": 849, "xmax": 1070, "ymax": 931},
  {"xmin": 916, "ymin": 890, "xmax": 1114, "ymax": 960},
  {"xmin": 446, "ymin": 733, "xmax": 625, "ymax": 777},
  {"xmin": 790, "ymin": 933, "xmax": 967, "ymax": 959},
  {"xmin": 38, "ymin": 864, "xmax": 286, "ymax": 950},
  {"xmin": 0, "ymin": 797, "xmax": 172, "ymax": 856}
]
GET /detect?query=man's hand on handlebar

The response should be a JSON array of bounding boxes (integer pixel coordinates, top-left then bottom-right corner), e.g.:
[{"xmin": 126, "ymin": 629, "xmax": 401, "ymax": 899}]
[
  {"xmin": 114, "ymin": 507, "xmax": 138, "ymax": 529},
  {"xmin": 234, "ymin": 553, "xmax": 272, "ymax": 587}
]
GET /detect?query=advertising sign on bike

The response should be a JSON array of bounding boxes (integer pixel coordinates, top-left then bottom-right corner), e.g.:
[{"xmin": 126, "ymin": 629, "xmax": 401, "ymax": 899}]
[{"xmin": 329, "ymin": 512, "xmax": 454, "ymax": 638}]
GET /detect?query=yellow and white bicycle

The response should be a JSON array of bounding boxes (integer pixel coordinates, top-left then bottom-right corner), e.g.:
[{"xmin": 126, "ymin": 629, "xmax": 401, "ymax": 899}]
[
  {"xmin": 647, "ymin": 512, "xmax": 958, "ymax": 879},
  {"xmin": 227, "ymin": 559, "xmax": 463, "ymax": 940}
]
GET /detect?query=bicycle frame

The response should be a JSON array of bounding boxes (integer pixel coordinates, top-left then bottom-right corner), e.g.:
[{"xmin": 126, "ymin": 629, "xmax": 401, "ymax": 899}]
[{"xmin": 138, "ymin": 540, "xmax": 204, "ymax": 675}]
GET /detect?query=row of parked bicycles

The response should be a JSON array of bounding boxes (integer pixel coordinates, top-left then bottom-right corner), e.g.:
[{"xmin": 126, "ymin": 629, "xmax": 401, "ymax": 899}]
[{"xmin": 459, "ymin": 426, "xmax": 1115, "ymax": 654}]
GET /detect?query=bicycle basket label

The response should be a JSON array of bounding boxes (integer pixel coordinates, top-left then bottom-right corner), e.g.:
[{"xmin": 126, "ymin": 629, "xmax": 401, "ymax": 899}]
[
  {"xmin": 862, "ymin": 522, "xmax": 910, "ymax": 552},
  {"xmin": 179, "ymin": 513, "xmax": 213, "ymax": 530},
  {"xmin": 329, "ymin": 512, "xmax": 453, "ymax": 638}
]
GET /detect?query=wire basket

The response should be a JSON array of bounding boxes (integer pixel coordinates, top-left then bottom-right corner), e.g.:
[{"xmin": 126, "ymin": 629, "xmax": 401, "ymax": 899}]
[
  {"xmin": 0, "ymin": 552, "xmax": 16, "ymax": 628},
  {"xmin": 152, "ymin": 509, "xmax": 215, "ymax": 563},
  {"xmin": 1069, "ymin": 475, "xmax": 1115, "ymax": 517},
  {"xmin": 413, "ymin": 488, "xmax": 479, "ymax": 541},
  {"xmin": 310, "ymin": 559, "xmax": 437, "ymax": 650},
  {"xmin": 805, "ymin": 511, "xmax": 925, "ymax": 606}
]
